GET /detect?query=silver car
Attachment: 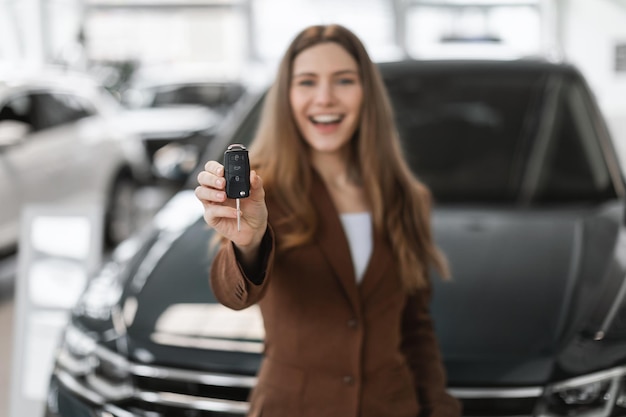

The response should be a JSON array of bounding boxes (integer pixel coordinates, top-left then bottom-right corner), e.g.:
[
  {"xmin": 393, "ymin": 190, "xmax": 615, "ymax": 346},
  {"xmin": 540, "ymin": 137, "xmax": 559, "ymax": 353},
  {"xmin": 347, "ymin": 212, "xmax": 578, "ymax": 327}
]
[{"xmin": 0, "ymin": 67, "xmax": 152, "ymax": 253}]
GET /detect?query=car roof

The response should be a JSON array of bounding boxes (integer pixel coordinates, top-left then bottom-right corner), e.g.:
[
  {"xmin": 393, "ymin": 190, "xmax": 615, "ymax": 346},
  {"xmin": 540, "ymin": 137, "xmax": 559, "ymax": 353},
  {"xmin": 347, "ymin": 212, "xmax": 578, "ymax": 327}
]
[
  {"xmin": 232, "ymin": 57, "xmax": 580, "ymax": 91},
  {"xmin": 127, "ymin": 63, "xmax": 245, "ymax": 89},
  {"xmin": 377, "ymin": 58, "xmax": 580, "ymax": 77},
  {"xmin": 0, "ymin": 66, "xmax": 102, "ymax": 96}
]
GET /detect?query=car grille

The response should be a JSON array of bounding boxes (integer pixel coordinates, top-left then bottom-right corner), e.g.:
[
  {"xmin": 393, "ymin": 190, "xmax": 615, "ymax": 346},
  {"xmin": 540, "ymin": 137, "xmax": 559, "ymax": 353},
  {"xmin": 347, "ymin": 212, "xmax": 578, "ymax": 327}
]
[
  {"xmin": 459, "ymin": 397, "xmax": 538, "ymax": 416},
  {"xmin": 54, "ymin": 340, "xmax": 255, "ymax": 417},
  {"xmin": 121, "ymin": 367, "xmax": 253, "ymax": 416},
  {"xmin": 56, "ymin": 342, "xmax": 544, "ymax": 417},
  {"xmin": 449, "ymin": 387, "xmax": 543, "ymax": 417},
  {"xmin": 121, "ymin": 398, "xmax": 241, "ymax": 417},
  {"xmin": 56, "ymin": 370, "xmax": 544, "ymax": 417},
  {"xmin": 133, "ymin": 375, "xmax": 250, "ymax": 402}
]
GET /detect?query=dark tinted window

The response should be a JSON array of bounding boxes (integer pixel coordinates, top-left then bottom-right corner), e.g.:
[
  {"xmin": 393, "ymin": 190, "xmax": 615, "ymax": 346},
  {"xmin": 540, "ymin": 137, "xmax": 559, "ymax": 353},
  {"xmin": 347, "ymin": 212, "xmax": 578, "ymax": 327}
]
[
  {"xmin": 0, "ymin": 94, "xmax": 36, "ymax": 130},
  {"xmin": 232, "ymin": 96, "xmax": 263, "ymax": 148},
  {"xmin": 151, "ymin": 83, "xmax": 245, "ymax": 109},
  {"xmin": 32, "ymin": 93, "xmax": 95, "ymax": 130},
  {"xmin": 384, "ymin": 67, "xmax": 617, "ymax": 204},
  {"xmin": 386, "ymin": 70, "xmax": 546, "ymax": 203},
  {"xmin": 533, "ymin": 81, "xmax": 616, "ymax": 203}
]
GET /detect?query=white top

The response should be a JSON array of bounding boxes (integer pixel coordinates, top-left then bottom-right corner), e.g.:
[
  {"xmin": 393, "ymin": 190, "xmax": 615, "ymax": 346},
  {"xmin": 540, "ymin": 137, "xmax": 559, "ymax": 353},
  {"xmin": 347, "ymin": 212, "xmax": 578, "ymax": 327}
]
[{"xmin": 339, "ymin": 212, "xmax": 373, "ymax": 284}]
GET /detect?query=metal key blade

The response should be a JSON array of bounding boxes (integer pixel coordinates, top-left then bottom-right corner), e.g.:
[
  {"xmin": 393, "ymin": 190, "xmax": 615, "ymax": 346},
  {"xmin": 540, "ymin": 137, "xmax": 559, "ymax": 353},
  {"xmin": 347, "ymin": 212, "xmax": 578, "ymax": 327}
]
[{"xmin": 236, "ymin": 198, "xmax": 241, "ymax": 232}]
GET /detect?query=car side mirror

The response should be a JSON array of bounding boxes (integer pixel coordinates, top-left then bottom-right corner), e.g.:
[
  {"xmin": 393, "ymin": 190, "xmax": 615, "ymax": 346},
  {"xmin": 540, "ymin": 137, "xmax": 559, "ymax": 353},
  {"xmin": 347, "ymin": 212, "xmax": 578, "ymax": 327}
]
[
  {"xmin": 121, "ymin": 89, "xmax": 147, "ymax": 109},
  {"xmin": 152, "ymin": 143, "xmax": 200, "ymax": 181},
  {"xmin": 0, "ymin": 120, "xmax": 30, "ymax": 148}
]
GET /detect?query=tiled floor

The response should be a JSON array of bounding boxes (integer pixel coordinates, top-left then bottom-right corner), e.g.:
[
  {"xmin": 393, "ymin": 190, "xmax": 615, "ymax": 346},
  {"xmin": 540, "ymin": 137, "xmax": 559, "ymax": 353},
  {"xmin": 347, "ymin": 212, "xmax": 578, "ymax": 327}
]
[
  {"xmin": 0, "ymin": 256, "xmax": 16, "ymax": 417},
  {"xmin": 0, "ymin": 301, "xmax": 14, "ymax": 417}
]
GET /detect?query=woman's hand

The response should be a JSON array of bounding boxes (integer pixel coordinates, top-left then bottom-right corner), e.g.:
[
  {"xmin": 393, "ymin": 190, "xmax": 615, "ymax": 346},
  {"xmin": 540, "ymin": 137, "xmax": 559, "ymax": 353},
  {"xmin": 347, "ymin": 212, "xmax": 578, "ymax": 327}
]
[{"xmin": 195, "ymin": 160, "xmax": 268, "ymax": 254}]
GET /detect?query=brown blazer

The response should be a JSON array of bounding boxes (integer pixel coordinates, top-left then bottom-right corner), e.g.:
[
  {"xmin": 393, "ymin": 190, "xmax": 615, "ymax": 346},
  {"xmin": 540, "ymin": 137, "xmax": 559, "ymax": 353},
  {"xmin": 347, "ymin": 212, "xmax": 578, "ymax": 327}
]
[{"xmin": 210, "ymin": 172, "xmax": 461, "ymax": 417}]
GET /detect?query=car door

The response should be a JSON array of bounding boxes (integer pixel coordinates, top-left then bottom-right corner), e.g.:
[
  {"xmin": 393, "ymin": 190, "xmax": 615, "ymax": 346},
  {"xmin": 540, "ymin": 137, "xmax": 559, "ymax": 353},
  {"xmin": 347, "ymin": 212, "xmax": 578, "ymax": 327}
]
[{"xmin": 0, "ymin": 93, "xmax": 35, "ymax": 252}]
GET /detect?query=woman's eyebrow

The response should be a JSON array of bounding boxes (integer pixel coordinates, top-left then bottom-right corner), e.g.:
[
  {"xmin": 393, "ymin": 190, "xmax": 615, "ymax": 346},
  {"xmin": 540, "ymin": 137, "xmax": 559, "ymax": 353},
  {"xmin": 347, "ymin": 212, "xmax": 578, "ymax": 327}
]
[
  {"xmin": 292, "ymin": 69, "xmax": 359, "ymax": 78},
  {"xmin": 292, "ymin": 72, "xmax": 317, "ymax": 78},
  {"xmin": 333, "ymin": 69, "xmax": 359, "ymax": 76}
]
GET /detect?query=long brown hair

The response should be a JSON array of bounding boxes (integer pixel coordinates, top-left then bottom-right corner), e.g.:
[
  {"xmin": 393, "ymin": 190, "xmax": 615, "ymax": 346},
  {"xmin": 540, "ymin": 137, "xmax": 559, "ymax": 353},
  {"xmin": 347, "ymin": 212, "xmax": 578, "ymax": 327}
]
[{"xmin": 250, "ymin": 24, "xmax": 449, "ymax": 292}]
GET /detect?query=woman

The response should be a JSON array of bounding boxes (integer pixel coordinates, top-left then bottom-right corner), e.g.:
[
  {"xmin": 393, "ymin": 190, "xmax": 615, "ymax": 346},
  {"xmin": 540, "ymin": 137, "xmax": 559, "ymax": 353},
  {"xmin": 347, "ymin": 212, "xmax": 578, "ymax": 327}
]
[{"xmin": 195, "ymin": 24, "xmax": 461, "ymax": 417}]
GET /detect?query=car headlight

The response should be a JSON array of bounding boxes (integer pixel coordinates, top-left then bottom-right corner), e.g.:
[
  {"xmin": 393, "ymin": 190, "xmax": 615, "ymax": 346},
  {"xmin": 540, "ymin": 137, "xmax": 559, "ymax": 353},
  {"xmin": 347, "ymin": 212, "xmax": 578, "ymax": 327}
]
[
  {"xmin": 536, "ymin": 367, "xmax": 626, "ymax": 417},
  {"xmin": 56, "ymin": 323, "xmax": 135, "ymax": 402},
  {"xmin": 53, "ymin": 228, "xmax": 161, "ymax": 405},
  {"xmin": 57, "ymin": 324, "xmax": 99, "ymax": 376},
  {"xmin": 73, "ymin": 262, "xmax": 124, "ymax": 321},
  {"xmin": 152, "ymin": 143, "xmax": 199, "ymax": 180}
]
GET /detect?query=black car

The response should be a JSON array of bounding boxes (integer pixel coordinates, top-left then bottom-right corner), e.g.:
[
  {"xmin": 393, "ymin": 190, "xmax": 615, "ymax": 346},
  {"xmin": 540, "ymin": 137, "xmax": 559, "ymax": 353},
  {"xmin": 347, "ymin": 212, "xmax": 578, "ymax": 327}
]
[{"xmin": 46, "ymin": 59, "xmax": 626, "ymax": 417}]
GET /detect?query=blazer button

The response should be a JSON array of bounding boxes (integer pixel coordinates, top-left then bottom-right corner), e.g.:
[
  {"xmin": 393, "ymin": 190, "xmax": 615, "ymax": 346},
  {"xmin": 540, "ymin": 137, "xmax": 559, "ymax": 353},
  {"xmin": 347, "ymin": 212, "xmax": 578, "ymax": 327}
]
[
  {"xmin": 347, "ymin": 318, "xmax": 358, "ymax": 329},
  {"xmin": 343, "ymin": 375, "xmax": 354, "ymax": 385}
]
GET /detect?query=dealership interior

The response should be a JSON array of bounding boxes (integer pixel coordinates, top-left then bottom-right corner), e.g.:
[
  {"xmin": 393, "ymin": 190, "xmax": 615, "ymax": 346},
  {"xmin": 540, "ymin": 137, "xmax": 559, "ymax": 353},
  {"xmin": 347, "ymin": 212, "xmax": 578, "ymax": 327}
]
[{"xmin": 2, "ymin": 1, "xmax": 626, "ymax": 416}]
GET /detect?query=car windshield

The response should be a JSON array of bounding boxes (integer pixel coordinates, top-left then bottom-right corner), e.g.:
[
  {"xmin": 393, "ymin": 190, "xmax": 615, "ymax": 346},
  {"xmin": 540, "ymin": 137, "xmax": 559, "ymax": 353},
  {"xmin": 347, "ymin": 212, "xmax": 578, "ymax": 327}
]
[
  {"xmin": 387, "ymin": 70, "xmax": 541, "ymax": 203},
  {"xmin": 146, "ymin": 83, "xmax": 244, "ymax": 109},
  {"xmin": 385, "ymin": 67, "xmax": 617, "ymax": 204},
  {"xmin": 151, "ymin": 84, "xmax": 222, "ymax": 107}
]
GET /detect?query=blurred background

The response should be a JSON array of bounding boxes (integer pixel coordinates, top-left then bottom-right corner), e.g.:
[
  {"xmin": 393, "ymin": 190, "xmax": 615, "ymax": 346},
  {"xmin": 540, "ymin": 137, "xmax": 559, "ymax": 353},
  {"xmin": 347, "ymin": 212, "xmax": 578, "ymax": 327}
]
[{"xmin": 1, "ymin": 1, "xmax": 626, "ymax": 416}]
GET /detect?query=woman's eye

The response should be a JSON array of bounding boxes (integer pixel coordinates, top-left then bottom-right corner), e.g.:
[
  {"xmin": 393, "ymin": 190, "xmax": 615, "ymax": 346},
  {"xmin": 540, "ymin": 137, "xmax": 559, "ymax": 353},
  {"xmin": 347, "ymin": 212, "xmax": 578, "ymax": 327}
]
[
  {"xmin": 337, "ymin": 78, "xmax": 356, "ymax": 85},
  {"xmin": 298, "ymin": 79, "xmax": 315, "ymax": 86}
]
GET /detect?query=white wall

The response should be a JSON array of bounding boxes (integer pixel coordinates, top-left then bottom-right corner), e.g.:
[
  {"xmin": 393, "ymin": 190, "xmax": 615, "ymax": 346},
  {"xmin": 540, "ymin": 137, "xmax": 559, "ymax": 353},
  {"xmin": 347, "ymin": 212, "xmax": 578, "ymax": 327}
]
[
  {"xmin": 0, "ymin": 0, "xmax": 44, "ymax": 68},
  {"xmin": 251, "ymin": 0, "xmax": 398, "ymax": 63},
  {"xmin": 0, "ymin": 0, "xmax": 84, "ymax": 68},
  {"xmin": 0, "ymin": 3, "xmax": 23, "ymax": 62},
  {"xmin": 84, "ymin": 7, "xmax": 246, "ymax": 69},
  {"xmin": 561, "ymin": 0, "xmax": 626, "ymax": 117}
]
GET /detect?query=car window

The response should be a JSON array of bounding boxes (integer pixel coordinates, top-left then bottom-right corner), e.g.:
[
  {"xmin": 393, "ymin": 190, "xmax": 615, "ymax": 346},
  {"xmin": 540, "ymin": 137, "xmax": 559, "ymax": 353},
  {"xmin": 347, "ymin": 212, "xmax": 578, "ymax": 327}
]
[
  {"xmin": 151, "ymin": 83, "xmax": 243, "ymax": 109},
  {"xmin": 385, "ymin": 70, "xmax": 547, "ymax": 204},
  {"xmin": 230, "ymin": 95, "xmax": 264, "ymax": 148},
  {"xmin": 224, "ymin": 84, "xmax": 246, "ymax": 106},
  {"xmin": 384, "ymin": 69, "xmax": 617, "ymax": 205},
  {"xmin": 533, "ymin": 79, "xmax": 617, "ymax": 203},
  {"xmin": 31, "ymin": 92, "xmax": 95, "ymax": 130},
  {"xmin": 0, "ymin": 94, "xmax": 36, "ymax": 131}
]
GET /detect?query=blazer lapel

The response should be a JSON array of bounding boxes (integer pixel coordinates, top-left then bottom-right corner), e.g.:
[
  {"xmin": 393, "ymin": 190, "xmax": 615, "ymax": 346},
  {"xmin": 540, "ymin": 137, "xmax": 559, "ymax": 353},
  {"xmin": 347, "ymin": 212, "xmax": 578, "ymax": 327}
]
[{"xmin": 310, "ymin": 172, "xmax": 361, "ymax": 314}]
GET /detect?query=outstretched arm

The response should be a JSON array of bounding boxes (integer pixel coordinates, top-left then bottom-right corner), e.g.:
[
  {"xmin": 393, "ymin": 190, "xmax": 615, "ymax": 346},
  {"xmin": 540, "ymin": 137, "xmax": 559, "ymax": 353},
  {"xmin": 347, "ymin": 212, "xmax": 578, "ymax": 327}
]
[{"xmin": 196, "ymin": 160, "xmax": 272, "ymax": 310}]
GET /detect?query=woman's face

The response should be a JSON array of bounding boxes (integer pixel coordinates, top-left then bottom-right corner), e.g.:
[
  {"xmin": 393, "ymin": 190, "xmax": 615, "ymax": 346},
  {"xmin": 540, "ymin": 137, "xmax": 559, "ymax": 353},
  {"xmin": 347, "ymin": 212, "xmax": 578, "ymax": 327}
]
[{"xmin": 289, "ymin": 42, "xmax": 363, "ymax": 156}]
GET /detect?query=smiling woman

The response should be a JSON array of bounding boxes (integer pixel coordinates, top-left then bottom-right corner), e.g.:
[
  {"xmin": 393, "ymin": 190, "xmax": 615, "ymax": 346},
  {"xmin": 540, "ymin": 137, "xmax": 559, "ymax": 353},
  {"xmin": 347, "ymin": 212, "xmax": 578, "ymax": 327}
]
[{"xmin": 195, "ymin": 24, "xmax": 461, "ymax": 417}]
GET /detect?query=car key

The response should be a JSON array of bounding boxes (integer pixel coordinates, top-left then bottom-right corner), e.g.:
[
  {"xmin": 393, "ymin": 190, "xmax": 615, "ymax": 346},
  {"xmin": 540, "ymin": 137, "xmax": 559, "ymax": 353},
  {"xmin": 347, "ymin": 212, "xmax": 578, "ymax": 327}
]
[{"xmin": 224, "ymin": 144, "xmax": 250, "ymax": 232}]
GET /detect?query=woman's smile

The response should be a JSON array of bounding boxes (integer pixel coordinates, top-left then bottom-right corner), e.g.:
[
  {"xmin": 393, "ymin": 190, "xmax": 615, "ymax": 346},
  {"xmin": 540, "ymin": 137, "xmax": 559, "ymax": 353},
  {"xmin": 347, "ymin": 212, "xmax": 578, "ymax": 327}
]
[{"xmin": 309, "ymin": 113, "xmax": 345, "ymax": 134}]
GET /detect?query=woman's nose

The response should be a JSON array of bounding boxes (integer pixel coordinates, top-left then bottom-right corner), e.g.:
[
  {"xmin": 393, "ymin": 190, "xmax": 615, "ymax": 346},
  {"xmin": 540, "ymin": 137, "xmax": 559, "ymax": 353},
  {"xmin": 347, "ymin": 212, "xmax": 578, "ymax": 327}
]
[{"xmin": 314, "ymin": 83, "xmax": 335, "ymax": 105}]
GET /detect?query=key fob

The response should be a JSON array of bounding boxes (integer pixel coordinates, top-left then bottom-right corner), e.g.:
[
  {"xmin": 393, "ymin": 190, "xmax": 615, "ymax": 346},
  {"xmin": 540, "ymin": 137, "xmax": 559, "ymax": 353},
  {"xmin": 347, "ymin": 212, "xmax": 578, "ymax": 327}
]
[{"xmin": 224, "ymin": 144, "xmax": 250, "ymax": 199}]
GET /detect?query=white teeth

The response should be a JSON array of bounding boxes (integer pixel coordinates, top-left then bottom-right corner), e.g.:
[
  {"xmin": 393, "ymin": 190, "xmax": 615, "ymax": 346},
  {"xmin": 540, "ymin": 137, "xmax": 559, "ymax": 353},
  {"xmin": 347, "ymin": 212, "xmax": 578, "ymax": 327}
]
[{"xmin": 310, "ymin": 114, "xmax": 342, "ymax": 123}]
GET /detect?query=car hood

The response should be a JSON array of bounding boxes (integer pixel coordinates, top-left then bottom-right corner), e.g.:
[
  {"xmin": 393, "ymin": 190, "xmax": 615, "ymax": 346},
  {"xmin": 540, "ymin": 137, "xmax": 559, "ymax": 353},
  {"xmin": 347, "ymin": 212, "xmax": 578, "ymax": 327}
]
[
  {"xmin": 108, "ymin": 195, "xmax": 623, "ymax": 383},
  {"xmin": 118, "ymin": 106, "xmax": 222, "ymax": 138},
  {"xmin": 430, "ymin": 204, "xmax": 622, "ymax": 385}
]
